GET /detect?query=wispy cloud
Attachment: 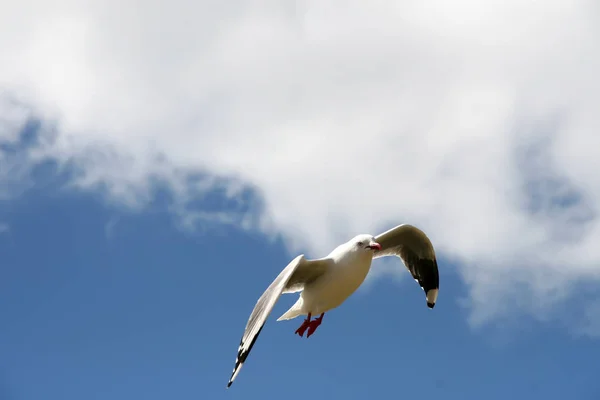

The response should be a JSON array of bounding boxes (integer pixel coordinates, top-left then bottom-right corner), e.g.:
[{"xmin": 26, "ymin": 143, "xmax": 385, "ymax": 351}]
[
  {"xmin": 575, "ymin": 300, "xmax": 600, "ymax": 338},
  {"xmin": 0, "ymin": 223, "xmax": 9, "ymax": 234},
  {"xmin": 104, "ymin": 216, "xmax": 119, "ymax": 240},
  {"xmin": 1, "ymin": 0, "xmax": 599, "ymax": 332}
]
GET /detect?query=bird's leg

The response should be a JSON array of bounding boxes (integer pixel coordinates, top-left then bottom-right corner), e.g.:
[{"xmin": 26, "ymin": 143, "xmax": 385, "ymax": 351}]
[
  {"xmin": 306, "ymin": 313, "xmax": 325, "ymax": 338},
  {"xmin": 295, "ymin": 313, "xmax": 312, "ymax": 337}
]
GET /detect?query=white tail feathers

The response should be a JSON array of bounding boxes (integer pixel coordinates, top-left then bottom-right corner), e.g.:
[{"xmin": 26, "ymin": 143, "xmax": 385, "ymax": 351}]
[{"xmin": 276, "ymin": 299, "xmax": 304, "ymax": 321}]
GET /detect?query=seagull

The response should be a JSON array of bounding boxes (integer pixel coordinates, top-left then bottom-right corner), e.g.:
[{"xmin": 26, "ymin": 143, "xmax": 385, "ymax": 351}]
[{"xmin": 226, "ymin": 224, "xmax": 439, "ymax": 388}]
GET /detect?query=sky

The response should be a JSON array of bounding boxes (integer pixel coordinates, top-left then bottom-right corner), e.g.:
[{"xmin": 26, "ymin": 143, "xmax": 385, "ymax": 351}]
[{"xmin": 1, "ymin": 0, "xmax": 600, "ymax": 399}]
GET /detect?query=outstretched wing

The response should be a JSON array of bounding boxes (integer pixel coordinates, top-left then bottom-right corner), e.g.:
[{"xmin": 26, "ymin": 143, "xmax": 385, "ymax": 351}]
[
  {"xmin": 227, "ymin": 255, "xmax": 329, "ymax": 388},
  {"xmin": 373, "ymin": 224, "xmax": 440, "ymax": 309}
]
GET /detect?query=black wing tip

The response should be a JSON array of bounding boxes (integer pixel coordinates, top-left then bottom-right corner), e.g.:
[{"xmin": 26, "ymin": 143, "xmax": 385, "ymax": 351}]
[
  {"xmin": 227, "ymin": 360, "xmax": 242, "ymax": 389},
  {"xmin": 425, "ymin": 287, "xmax": 438, "ymax": 309},
  {"xmin": 226, "ymin": 365, "xmax": 239, "ymax": 389}
]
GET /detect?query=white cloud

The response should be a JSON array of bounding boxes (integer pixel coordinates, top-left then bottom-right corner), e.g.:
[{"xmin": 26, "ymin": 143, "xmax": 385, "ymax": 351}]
[
  {"xmin": 0, "ymin": 96, "xmax": 36, "ymax": 199},
  {"xmin": 1, "ymin": 0, "xmax": 600, "ymax": 329}
]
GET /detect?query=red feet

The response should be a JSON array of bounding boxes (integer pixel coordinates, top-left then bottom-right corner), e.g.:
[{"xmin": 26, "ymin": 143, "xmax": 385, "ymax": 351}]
[
  {"xmin": 306, "ymin": 314, "xmax": 324, "ymax": 338},
  {"xmin": 294, "ymin": 314, "xmax": 311, "ymax": 337},
  {"xmin": 295, "ymin": 313, "xmax": 325, "ymax": 338}
]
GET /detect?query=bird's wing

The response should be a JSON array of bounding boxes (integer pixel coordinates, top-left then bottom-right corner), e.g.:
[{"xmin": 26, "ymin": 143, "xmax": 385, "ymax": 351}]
[
  {"xmin": 373, "ymin": 224, "xmax": 440, "ymax": 308},
  {"xmin": 227, "ymin": 255, "xmax": 329, "ymax": 388}
]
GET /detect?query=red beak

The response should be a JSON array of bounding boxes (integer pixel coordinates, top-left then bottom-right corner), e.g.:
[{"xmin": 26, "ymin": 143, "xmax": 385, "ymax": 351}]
[{"xmin": 367, "ymin": 243, "xmax": 381, "ymax": 251}]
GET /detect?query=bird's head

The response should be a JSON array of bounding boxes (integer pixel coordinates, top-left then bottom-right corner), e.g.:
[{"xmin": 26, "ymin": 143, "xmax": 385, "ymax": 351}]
[{"xmin": 350, "ymin": 234, "xmax": 381, "ymax": 252}]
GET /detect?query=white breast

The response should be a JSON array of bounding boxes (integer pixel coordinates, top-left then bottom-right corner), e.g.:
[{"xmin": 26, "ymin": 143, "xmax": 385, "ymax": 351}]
[{"xmin": 301, "ymin": 251, "xmax": 373, "ymax": 315}]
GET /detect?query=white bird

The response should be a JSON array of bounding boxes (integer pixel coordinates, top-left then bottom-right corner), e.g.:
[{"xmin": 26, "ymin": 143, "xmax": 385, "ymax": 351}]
[{"xmin": 226, "ymin": 224, "xmax": 440, "ymax": 388}]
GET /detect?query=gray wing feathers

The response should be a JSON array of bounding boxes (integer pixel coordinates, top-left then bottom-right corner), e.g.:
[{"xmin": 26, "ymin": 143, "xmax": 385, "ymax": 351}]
[
  {"xmin": 373, "ymin": 224, "xmax": 440, "ymax": 308},
  {"xmin": 227, "ymin": 255, "xmax": 328, "ymax": 388},
  {"xmin": 282, "ymin": 259, "xmax": 329, "ymax": 293}
]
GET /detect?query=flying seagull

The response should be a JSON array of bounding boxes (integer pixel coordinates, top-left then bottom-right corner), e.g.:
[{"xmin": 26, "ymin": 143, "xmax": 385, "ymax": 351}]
[{"xmin": 226, "ymin": 224, "xmax": 439, "ymax": 388}]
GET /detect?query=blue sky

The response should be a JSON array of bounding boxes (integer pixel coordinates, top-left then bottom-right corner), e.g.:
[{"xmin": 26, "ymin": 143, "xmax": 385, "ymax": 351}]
[
  {"xmin": 1, "ymin": 168, "xmax": 600, "ymax": 400},
  {"xmin": 2, "ymin": 1, "xmax": 600, "ymax": 399}
]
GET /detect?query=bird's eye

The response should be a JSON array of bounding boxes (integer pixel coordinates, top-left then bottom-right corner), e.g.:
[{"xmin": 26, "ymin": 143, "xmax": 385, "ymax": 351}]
[{"xmin": 357, "ymin": 241, "xmax": 364, "ymax": 246}]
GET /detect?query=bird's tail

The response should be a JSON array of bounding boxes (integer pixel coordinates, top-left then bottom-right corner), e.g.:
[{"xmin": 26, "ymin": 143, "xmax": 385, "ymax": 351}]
[{"xmin": 277, "ymin": 298, "xmax": 304, "ymax": 321}]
